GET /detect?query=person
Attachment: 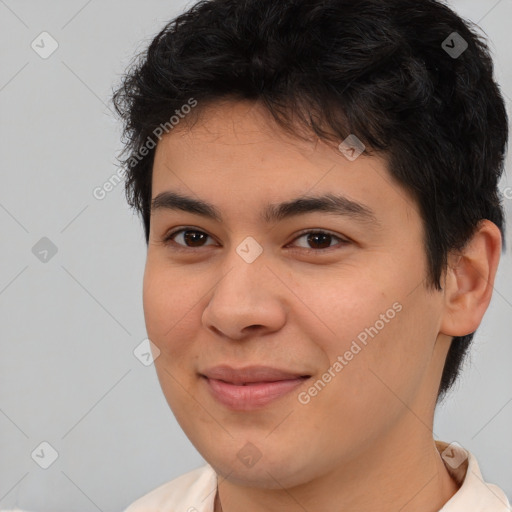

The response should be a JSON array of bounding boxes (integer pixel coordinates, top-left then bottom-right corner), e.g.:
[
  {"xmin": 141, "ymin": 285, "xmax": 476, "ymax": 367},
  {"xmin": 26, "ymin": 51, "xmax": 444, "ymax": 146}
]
[{"xmin": 111, "ymin": 0, "xmax": 510, "ymax": 510}]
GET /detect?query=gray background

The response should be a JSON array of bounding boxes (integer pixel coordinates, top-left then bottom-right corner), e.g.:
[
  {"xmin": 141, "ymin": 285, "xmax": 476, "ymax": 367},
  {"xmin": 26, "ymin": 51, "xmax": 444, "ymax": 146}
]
[{"xmin": 0, "ymin": 1, "xmax": 510, "ymax": 511}]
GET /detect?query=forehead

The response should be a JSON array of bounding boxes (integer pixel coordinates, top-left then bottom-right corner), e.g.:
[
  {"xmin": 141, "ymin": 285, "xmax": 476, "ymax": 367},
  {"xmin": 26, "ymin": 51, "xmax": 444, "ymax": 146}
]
[{"xmin": 151, "ymin": 100, "xmax": 419, "ymax": 226}]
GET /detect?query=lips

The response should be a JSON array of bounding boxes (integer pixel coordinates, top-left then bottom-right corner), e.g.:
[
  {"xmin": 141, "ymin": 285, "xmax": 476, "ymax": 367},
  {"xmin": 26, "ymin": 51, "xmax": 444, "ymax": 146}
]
[
  {"xmin": 200, "ymin": 365, "xmax": 311, "ymax": 410},
  {"xmin": 200, "ymin": 365, "xmax": 310, "ymax": 385}
]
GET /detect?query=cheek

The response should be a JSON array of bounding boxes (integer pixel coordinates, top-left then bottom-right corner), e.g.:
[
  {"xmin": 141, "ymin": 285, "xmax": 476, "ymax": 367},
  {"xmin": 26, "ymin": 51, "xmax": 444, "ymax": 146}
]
[
  {"xmin": 298, "ymin": 268, "xmax": 397, "ymax": 354},
  {"xmin": 142, "ymin": 259, "xmax": 202, "ymax": 358},
  {"xmin": 142, "ymin": 262, "xmax": 204, "ymax": 419},
  {"xmin": 331, "ymin": 292, "xmax": 440, "ymax": 417},
  {"xmin": 302, "ymin": 265, "xmax": 436, "ymax": 399}
]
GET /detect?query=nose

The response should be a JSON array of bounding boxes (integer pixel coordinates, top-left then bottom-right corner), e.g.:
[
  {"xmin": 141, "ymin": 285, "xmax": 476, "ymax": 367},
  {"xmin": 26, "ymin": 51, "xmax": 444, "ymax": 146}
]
[{"xmin": 201, "ymin": 252, "xmax": 288, "ymax": 341}]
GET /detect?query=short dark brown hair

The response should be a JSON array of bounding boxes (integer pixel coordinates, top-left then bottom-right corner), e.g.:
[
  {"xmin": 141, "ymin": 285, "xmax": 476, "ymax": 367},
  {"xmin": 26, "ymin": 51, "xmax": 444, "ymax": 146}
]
[{"xmin": 111, "ymin": 0, "xmax": 509, "ymax": 400}]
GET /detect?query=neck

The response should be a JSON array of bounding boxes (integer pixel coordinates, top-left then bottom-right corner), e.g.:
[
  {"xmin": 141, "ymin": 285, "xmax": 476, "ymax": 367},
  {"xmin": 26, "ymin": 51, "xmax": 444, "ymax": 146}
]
[{"xmin": 215, "ymin": 420, "xmax": 460, "ymax": 512}]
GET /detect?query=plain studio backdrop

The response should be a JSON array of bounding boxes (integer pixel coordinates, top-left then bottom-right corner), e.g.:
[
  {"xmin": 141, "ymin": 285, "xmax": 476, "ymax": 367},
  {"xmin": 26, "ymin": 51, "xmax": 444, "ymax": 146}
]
[{"xmin": 0, "ymin": 0, "xmax": 511, "ymax": 511}]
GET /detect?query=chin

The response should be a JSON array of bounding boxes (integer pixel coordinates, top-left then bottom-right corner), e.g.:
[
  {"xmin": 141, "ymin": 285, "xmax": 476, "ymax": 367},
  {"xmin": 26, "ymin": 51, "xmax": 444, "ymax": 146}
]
[{"xmin": 204, "ymin": 446, "xmax": 317, "ymax": 490}]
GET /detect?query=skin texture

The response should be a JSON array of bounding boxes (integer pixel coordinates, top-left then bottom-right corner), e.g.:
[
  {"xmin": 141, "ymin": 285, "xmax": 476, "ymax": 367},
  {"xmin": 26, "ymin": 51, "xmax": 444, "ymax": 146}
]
[{"xmin": 143, "ymin": 100, "xmax": 501, "ymax": 512}]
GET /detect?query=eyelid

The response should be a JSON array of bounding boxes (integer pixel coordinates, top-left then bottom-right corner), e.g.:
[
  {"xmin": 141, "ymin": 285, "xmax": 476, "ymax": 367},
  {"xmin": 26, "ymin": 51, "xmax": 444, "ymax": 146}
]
[
  {"xmin": 286, "ymin": 228, "xmax": 350, "ymax": 252},
  {"xmin": 162, "ymin": 226, "xmax": 218, "ymax": 250},
  {"xmin": 162, "ymin": 226, "xmax": 350, "ymax": 252}
]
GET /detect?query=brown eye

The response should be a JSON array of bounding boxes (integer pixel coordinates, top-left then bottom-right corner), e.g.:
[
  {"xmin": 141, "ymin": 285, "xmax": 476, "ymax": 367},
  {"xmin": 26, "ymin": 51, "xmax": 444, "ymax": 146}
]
[
  {"xmin": 290, "ymin": 230, "xmax": 348, "ymax": 251},
  {"xmin": 163, "ymin": 228, "xmax": 216, "ymax": 249},
  {"xmin": 162, "ymin": 227, "xmax": 349, "ymax": 254},
  {"xmin": 182, "ymin": 230, "xmax": 208, "ymax": 247},
  {"xmin": 305, "ymin": 232, "xmax": 333, "ymax": 249}
]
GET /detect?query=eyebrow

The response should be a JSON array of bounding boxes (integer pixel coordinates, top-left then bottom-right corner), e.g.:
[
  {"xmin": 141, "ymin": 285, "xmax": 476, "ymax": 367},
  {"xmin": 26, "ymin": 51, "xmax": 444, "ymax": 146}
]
[{"xmin": 151, "ymin": 191, "xmax": 379, "ymax": 226}]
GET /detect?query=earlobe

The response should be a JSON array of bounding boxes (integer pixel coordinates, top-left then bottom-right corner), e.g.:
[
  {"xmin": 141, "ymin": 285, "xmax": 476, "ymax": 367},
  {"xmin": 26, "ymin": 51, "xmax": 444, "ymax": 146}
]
[{"xmin": 439, "ymin": 220, "xmax": 502, "ymax": 337}]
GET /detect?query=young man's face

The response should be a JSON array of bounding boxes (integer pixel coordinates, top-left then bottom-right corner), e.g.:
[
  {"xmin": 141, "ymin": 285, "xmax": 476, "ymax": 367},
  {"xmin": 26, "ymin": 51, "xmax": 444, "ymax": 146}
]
[{"xmin": 143, "ymin": 100, "xmax": 451, "ymax": 488}]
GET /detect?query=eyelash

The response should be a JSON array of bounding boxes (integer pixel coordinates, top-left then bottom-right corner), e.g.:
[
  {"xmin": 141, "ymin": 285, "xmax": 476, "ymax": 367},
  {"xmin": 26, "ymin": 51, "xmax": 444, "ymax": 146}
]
[{"xmin": 161, "ymin": 227, "xmax": 350, "ymax": 254}]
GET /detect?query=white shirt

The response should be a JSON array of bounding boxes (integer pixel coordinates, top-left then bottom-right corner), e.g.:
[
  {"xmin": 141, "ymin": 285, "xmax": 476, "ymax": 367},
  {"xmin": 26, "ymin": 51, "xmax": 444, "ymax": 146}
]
[{"xmin": 124, "ymin": 441, "xmax": 511, "ymax": 512}]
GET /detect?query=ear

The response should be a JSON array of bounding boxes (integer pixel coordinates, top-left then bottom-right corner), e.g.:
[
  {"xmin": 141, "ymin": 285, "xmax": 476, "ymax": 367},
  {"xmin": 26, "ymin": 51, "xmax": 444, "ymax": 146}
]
[{"xmin": 440, "ymin": 220, "xmax": 502, "ymax": 337}]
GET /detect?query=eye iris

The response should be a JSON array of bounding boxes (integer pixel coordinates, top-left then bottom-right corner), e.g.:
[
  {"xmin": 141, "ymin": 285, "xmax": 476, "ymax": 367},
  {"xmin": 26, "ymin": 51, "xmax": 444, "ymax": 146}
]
[
  {"xmin": 307, "ymin": 233, "xmax": 332, "ymax": 249},
  {"xmin": 184, "ymin": 230, "xmax": 207, "ymax": 247},
  {"xmin": 175, "ymin": 231, "xmax": 336, "ymax": 249}
]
